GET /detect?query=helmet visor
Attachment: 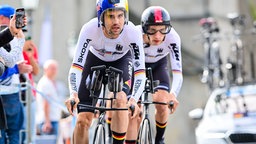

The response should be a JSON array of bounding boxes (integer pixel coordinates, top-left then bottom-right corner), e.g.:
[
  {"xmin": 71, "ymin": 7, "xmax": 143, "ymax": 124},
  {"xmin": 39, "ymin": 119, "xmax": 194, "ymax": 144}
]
[{"xmin": 146, "ymin": 25, "xmax": 172, "ymax": 35}]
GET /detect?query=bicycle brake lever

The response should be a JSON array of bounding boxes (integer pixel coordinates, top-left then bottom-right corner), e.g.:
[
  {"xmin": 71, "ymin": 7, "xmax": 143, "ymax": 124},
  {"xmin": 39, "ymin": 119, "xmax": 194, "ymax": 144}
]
[
  {"xmin": 70, "ymin": 100, "xmax": 76, "ymax": 113},
  {"xmin": 169, "ymin": 101, "xmax": 174, "ymax": 112},
  {"xmin": 129, "ymin": 105, "xmax": 135, "ymax": 116}
]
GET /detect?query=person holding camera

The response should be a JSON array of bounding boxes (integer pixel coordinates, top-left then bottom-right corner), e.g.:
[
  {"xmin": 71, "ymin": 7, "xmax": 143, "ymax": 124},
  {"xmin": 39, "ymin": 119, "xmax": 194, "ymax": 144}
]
[
  {"xmin": 0, "ymin": 5, "xmax": 27, "ymax": 144},
  {"xmin": 0, "ymin": 14, "xmax": 26, "ymax": 48},
  {"xmin": 65, "ymin": 0, "xmax": 146, "ymax": 143},
  {"xmin": 0, "ymin": 9, "xmax": 27, "ymax": 78},
  {"xmin": 0, "ymin": 10, "xmax": 26, "ymax": 77}
]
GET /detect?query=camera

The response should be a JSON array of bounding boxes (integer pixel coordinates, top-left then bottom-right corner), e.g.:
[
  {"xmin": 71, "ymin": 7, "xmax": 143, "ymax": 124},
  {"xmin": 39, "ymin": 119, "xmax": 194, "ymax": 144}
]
[{"xmin": 15, "ymin": 8, "xmax": 25, "ymax": 28}]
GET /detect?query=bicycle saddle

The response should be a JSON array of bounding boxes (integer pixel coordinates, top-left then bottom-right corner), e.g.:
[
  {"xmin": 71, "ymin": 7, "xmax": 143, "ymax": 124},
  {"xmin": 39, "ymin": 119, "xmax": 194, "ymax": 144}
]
[
  {"xmin": 227, "ymin": 13, "xmax": 245, "ymax": 26},
  {"xmin": 199, "ymin": 17, "xmax": 219, "ymax": 33}
]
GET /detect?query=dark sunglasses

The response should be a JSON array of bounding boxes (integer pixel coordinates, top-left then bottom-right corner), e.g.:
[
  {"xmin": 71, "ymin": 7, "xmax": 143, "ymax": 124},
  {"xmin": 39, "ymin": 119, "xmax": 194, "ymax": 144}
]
[{"xmin": 146, "ymin": 25, "xmax": 172, "ymax": 35}]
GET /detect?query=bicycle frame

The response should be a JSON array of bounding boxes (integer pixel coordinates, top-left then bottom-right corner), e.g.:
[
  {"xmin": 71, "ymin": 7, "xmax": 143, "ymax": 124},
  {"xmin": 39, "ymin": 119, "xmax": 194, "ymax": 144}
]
[
  {"xmin": 199, "ymin": 17, "xmax": 223, "ymax": 91},
  {"xmin": 93, "ymin": 111, "xmax": 107, "ymax": 144},
  {"xmin": 138, "ymin": 85, "xmax": 154, "ymax": 144},
  {"xmin": 137, "ymin": 67, "xmax": 173, "ymax": 144},
  {"xmin": 75, "ymin": 65, "xmax": 130, "ymax": 144},
  {"xmin": 226, "ymin": 13, "xmax": 246, "ymax": 85}
]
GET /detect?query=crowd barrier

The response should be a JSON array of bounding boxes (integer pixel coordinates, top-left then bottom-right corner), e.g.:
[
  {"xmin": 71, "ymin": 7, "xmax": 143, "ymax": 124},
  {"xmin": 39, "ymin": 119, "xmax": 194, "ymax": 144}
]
[{"xmin": 0, "ymin": 81, "xmax": 68, "ymax": 144}]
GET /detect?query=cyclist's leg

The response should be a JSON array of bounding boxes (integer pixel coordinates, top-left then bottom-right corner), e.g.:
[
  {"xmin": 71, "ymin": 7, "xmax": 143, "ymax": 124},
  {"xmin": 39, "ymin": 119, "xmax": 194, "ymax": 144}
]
[
  {"xmin": 73, "ymin": 51, "xmax": 104, "ymax": 144},
  {"xmin": 110, "ymin": 52, "xmax": 133, "ymax": 144},
  {"xmin": 73, "ymin": 112, "xmax": 94, "ymax": 144},
  {"xmin": 153, "ymin": 90, "xmax": 170, "ymax": 144},
  {"xmin": 126, "ymin": 100, "xmax": 142, "ymax": 144},
  {"xmin": 147, "ymin": 57, "xmax": 171, "ymax": 144},
  {"xmin": 126, "ymin": 116, "xmax": 139, "ymax": 144},
  {"xmin": 111, "ymin": 91, "xmax": 128, "ymax": 143},
  {"xmin": 137, "ymin": 103, "xmax": 143, "ymax": 130}
]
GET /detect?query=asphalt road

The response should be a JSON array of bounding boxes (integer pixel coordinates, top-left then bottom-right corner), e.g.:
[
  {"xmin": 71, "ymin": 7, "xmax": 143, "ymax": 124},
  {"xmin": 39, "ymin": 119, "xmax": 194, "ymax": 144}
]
[{"xmin": 164, "ymin": 75, "xmax": 209, "ymax": 144}]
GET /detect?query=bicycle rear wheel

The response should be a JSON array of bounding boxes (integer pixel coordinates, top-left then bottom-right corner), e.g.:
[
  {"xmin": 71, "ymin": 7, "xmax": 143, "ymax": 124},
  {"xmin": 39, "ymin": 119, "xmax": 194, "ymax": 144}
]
[
  {"xmin": 93, "ymin": 124, "xmax": 106, "ymax": 144},
  {"xmin": 138, "ymin": 118, "xmax": 153, "ymax": 144}
]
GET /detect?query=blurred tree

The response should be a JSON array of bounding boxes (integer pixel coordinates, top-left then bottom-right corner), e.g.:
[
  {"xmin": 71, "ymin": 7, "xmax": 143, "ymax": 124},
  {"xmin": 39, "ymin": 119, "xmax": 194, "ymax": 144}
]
[{"xmin": 249, "ymin": 0, "xmax": 256, "ymax": 21}]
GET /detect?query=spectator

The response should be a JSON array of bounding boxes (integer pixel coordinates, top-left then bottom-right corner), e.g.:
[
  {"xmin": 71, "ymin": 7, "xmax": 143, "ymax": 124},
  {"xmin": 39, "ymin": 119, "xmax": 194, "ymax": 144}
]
[
  {"xmin": 0, "ymin": 5, "xmax": 25, "ymax": 68},
  {"xmin": 36, "ymin": 59, "xmax": 62, "ymax": 144},
  {"xmin": 0, "ymin": 4, "xmax": 28, "ymax": 144},
  {"xmin": 0, "ymin": 14, "xmax": 27, "ymax": 47},
  {"xmin": 0, "ymin": 8, "xmax": 26, "ymax": 77},
  {"xmin": 22, "ymin": 37, "xmax": 39, "ymax": 78},
  {"xmin": 0, "ymin": 14, "xmax": 27, "ymax": 76}
]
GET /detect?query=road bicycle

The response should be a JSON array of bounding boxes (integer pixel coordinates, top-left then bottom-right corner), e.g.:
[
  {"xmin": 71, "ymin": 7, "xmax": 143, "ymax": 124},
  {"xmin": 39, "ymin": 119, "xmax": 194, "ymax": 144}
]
[
  {"xmin": 137, "ymin": 67, "xmax": 174, "ymax": 144},
  {"xmin": 199, "ymin": 17, "xmax": 224, "ymax": 91},
  {"xmin": 71, "ymin": 65, "xmax": 134, "ymax": 144},
  {"xmin": 226, "ymin": 13, "xmax": 246, "ymax": 85}
]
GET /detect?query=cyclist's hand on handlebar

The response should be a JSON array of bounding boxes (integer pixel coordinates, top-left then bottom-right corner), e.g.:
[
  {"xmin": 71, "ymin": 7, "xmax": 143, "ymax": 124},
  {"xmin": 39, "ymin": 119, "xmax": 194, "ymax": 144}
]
[
  {"xmin": 128, "ymin": 97, "xmax": 139, "ymax": 119},
  {"xmin": 65, "ymin": 93, "xmax": 80, "ymax": 116},
  {"xmin": 169, "ymin": 92, "xmax": 179, "ymax": 114}
]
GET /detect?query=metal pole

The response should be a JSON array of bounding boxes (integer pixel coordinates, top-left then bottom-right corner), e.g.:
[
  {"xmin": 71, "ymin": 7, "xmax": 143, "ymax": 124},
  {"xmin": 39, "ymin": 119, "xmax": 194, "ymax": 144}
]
[
  {"xmin": 202, "ymin": 0, "xmax": 210, "ymax": 17},
  {"xmin": 26, "ymin": 82, "xmax": 32, "ymax": 144},
  {"xmin": 19, "ymin": 82, "xmax": 32, "ymax": 144},
  {"xmin": 24, "ymin": 9, "xmax": 33, "ymax": 144}
]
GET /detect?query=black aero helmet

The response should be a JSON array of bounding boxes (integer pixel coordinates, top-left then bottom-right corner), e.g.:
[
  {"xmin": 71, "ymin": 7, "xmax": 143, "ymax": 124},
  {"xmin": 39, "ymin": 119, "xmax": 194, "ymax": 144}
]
[{"xmin": 141, "ymin": 6, "xmax": 171, "ymax": 34}]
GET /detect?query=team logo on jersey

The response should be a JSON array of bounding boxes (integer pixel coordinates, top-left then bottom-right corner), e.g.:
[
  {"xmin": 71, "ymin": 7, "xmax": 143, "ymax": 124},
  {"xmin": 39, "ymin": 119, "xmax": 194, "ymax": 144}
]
[
  {"xmin": 168, "ymin": 43, "xmax": 180, "ymax": 61},
  {"xmin": 157, "ymin": 48, "xmax": 163, "ymax": 53},
  {"xmin": 133, "ymin": 79, "xmax": 142, "ymax": 95},
  {"xmin": 78, "ymin": 39, "xmax": 92, "ymax": 63},
  {"xmin": 130, "ymin": 43, "xmax": 140, "ymax": 59},
  {"xmin": 70, "ymin": 73, "xmax": 77, "ymax": 91},
  {"xmin": 128, "ymin": 61, "xmax": 133, "ymax": 81},
  {"xmin": 134, "ymin": 61, "xmax": 140, "ymax": 67},
  {"xmin": 116, "ymin": 44, "xmax": 123, "ymax": 51},
  {"xmin": 96, "ymin": 48, "xmax": 124, "ymax": 56}
]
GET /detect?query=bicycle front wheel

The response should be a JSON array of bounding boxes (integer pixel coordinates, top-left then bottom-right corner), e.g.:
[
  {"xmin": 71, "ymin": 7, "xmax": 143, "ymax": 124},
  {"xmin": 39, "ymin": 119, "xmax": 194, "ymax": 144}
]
[
  {"xmin": 93, "ymin": 124, "xmax": 106, "ymax": 144},
  {"xmin": 138, "ymin": 118, "xmax": 153, "ymax": 144}
]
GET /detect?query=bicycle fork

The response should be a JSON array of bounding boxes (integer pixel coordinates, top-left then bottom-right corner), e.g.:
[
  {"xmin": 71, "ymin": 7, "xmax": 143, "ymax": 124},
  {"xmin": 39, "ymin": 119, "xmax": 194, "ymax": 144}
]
[
  {"xmin": 236, "ymin": 39, "xmax": 244, "ymax": 84},
  {"xmin": 139, "ymin": 99, "xmax": 153, "ymax": 144},
  {"xmin": 93, "ymin": 112, "xmax": 106, "ymax": 144}
]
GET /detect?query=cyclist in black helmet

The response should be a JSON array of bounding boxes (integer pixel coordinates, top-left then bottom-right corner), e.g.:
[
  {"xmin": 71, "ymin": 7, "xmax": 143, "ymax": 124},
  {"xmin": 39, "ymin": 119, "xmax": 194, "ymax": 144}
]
[{"xmin": 126, "ymin": 6, "xmax": 183, "ymax": 144}]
